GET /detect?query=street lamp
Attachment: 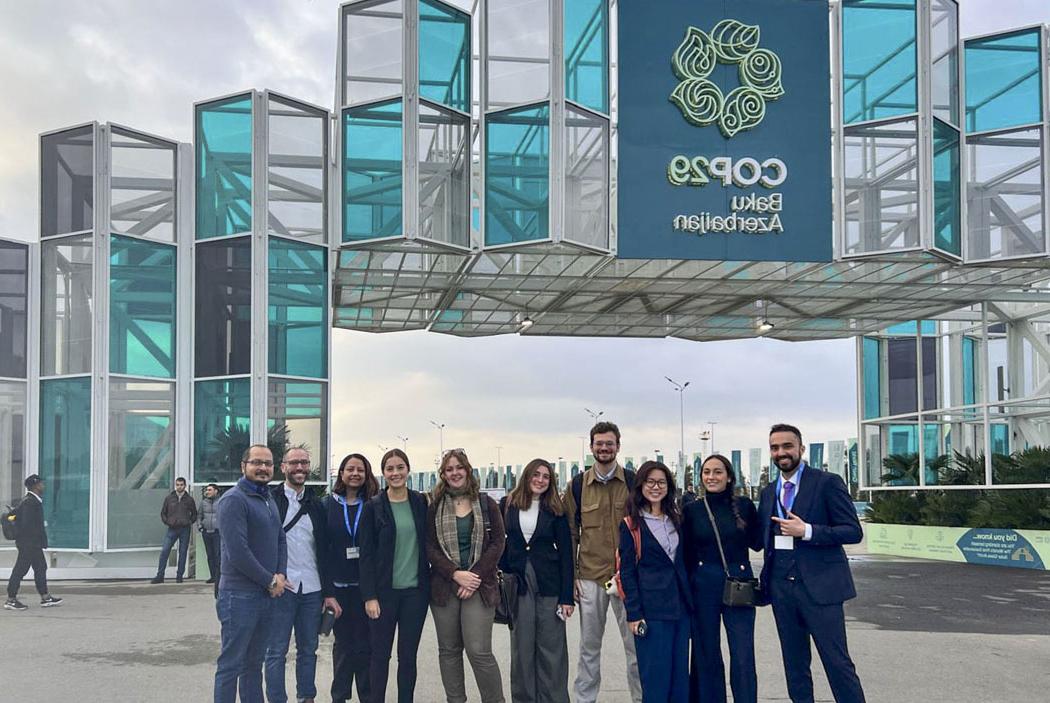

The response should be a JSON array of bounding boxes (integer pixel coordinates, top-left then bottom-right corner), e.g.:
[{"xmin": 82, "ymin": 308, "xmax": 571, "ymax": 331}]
[
  {"xmin": 665, "ymin": 376, "xmax": 691, "ymax": 489},
  {"xmin": 707, "ymin": 420, "xmax": 718, "ymax": 455},
  {"xmin": 429, "ymin": 420, "xmax": 445, "ymax": 455},
  {"xmin": 584, "ymin": 407, "xmax": 603, "ymax": 423},
  {"xmin": 397, "ymin": 435, "xmax": 408, "ymax": 451}
]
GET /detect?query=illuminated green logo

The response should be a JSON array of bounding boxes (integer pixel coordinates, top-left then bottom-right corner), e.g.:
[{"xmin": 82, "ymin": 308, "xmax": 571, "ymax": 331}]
[{"xmin": 670, "ymin": 20, "xmax": 784, "ymax": 138}]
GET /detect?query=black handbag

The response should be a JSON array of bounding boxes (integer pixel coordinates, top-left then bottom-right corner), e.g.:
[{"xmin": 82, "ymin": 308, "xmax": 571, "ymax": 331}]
[
  {"xmin": 702, "ymin": 495, "xmax": 760, "ymax": 608},
  {"xmin": 494, "ymin": 569, "xmax": 520, "ymax": 629}
]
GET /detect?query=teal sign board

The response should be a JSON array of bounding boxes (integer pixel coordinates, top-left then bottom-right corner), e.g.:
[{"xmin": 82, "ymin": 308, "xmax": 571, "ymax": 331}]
[
  {"xmin": 956, "ymin": 529, "xmax": 1045, "ymax": 570},
  {"xmin": 617, "ymin": 0, "xmax": 832, "ymax": 261}
]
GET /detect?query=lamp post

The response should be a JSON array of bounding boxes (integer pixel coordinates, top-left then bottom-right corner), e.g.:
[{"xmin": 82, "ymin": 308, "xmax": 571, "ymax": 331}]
[
  {"xmin": 429, "ymin": 420, "xmax": 445, "ymax": 456},
  {"xmin": 397, "ymin": 434, "xmax": 408, "ymax": 451},
  {"xmin": 584, "ymin": 407, "xmax": 603, "ymax": 423},
  {"xmin": 707, "ymin": 420, "xmax": 718, "ymax": 454},
  {"xmin": 665, "ymin": 376, "xmax": 691, "ymax": 489}
]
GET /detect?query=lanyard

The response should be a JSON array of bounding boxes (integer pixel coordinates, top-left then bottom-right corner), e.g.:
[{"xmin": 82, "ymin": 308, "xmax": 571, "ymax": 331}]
[{"xmin": 342, "ymin": 499, "xmax": 362, "ymax": 546}]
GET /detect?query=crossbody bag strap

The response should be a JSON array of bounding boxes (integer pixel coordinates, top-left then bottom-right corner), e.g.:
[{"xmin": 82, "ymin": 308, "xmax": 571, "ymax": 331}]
[
  {"xmin": 701, "ymin": 496, "xmax": 732, "ymax": 579},
  {"xmin": 283, "ymin": 502, "xmax": 310, "ymax": 533}
]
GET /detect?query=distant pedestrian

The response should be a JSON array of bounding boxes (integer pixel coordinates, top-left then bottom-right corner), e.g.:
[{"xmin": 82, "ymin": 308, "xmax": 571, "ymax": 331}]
[
  {"xmin": 151, "ymin": 476, "xmax": 198, "ymax": 584},
  {"xmin": 5, "ymin": 475, "xmax": 62, "ymax": 611},
  {"xmin": 214, "ymin": 445, "xmax": 288, "ymax": 703},
  {"xmin": 200, "ymin": 484, "xmax": 222, "ymax": 587}
]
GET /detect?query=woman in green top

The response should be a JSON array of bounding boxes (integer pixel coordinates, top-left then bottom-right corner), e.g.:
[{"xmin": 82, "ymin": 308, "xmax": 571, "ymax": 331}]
[
  {"xmin": 358, "ymin": 449, "xmax": 430, "ymax": 703},
  {"xmin": 426, "ymin": 449, "xmax": 507, "ymax": 703}
]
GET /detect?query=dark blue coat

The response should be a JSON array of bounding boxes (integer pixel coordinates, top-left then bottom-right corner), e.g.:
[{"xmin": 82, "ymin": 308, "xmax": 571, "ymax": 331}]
[
  {"xmin": 617, "ymin": 516, "xmax": 693, "ymax": 623},
  {"xmin": 758, "ymin": 467, "xmax": 862, "ymax": 605}
]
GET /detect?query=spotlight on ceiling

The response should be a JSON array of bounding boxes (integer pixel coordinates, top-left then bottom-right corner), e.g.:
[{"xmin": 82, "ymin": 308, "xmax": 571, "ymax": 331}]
[
  {"xmin": 756, "ymin": 319, "xmax": 775, "ymax": 334},
  {"xmin": 519, "ymin": 316, "xmax": 535, "ymax": 332}
]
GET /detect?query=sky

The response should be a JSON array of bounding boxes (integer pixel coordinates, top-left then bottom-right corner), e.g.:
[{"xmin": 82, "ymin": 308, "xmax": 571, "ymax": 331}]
[{"xmin": 1, "ymin": 0, "xmax": 1047, "ymax": 475}]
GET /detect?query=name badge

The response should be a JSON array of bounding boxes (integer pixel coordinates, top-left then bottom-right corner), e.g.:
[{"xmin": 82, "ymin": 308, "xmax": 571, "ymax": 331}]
[
  {"xmin": 774, "ymin": 535, "xmax": 794, "ymax": 551},
  {"xmin": 346, "ymin": 547, "xmax": 360, "ymax": 560}
]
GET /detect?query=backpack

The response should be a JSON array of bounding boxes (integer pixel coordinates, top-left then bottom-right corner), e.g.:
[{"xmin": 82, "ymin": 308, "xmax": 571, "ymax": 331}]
[
  {"xmin": 571, "ymin": 468, "xmax": 637, "ymax": 529},
  {"xmin": 612, "ymin": 516, "xmax": 641, "ymax": 600},
  {"xmin": 1, "ymin": 501, "xmax": 20, "ymax": 541}
]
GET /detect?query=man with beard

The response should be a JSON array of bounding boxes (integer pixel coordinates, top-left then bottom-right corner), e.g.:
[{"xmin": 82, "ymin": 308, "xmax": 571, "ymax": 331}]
[
  {"xmin": 563, "ymin": 422, "xmax": 642, "ymax": 703},
  {"xmin": 214, "ymin": 445, "xmax": 287, "ymax": 703},
  {"xmin": 759, "ymin": 424, "xmax": 865, "ymax": 703}
]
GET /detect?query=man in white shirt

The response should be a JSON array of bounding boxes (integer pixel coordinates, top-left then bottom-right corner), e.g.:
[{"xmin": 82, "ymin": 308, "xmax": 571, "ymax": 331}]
[{"xmin": 264, "ymin": 447, "xmax": 337, "ymax": 703}]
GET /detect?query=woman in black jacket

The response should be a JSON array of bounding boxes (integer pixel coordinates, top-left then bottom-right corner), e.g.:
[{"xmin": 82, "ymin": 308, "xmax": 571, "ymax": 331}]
[
  {"xmin": 322, "ymin": 453, "xmax": 380, "ymax": 703},
  {"xmin": 500, "ymin": 459, "xmax": 574, "ymax": 703},
  {"xmin": 682, "ymin": 454, "xmax": 763, "ymax": 703}
]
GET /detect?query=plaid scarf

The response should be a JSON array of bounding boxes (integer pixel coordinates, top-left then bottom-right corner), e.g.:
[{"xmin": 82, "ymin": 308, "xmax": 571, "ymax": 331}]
[{"xmin": 435, "ymin": 494, "xmax": 485, "ymax": 569}]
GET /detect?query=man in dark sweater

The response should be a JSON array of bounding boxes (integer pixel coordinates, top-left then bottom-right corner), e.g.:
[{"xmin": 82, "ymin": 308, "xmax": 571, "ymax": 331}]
[
  {"xmin": 150, "ymin": 476, "xmax": 198, "ymax": 584},
  {"xmin": 5, "ymin": 475, "xmax": 62, "ymax": 610},
  {"xmin": 214, "ymin": 445, "xmax": 288, "ymax": 703}
]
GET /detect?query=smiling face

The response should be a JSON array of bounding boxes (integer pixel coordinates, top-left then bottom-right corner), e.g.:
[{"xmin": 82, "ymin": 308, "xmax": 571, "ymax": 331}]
[
  {"xmin": 529, "ymin": 464, "xmax": 552, "ymax": 497},
  {"xmin": 204, "ymin": 485, "xmax": 217, "ymax": 499},
  {"xmin": 641, "ymin": 468, "xmax": 669, "ymax": 506},
  {"xmin": 591, "ymin": 431, "xmax": 620, "ymax": 466},
  {"xmin": 282, "ymin": 448, "xmax": 311, "ymax": 488},
  {"xmin": 769, "ymin": 430, "xmax": 804, "ymax": 476},
  {"xmin": 701, "ymin": 458, "xmax": 731, "ymax": 494},
  {"xmin": 242, "ymin": 446, "xmax": 275, "ymax": 484},
  {"xmin": 443, "ymin": 455, "xmax": 469, "ymax": 490},
  {"xmin": 341, "ymin": 457, "xmax": 367, "ymax": 492},
  {"xmin": 383, "ymin": 453, "xmax": 409, "ymax": 489}
]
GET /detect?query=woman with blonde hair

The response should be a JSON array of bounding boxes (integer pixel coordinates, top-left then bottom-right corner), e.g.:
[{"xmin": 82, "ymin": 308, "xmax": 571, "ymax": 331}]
[
  {"xmin": 500, "ymin": 459, "xmax": 574, "ymax": 703},
  {"xmin": 425, "ymin": 449, "xmax": 507, "ymax": 703}
]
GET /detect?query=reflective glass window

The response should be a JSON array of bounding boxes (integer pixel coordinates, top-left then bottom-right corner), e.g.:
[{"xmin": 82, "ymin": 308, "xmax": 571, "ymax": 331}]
[
  {"xmin": 565, "ymin": 0, "xmax": 608, "ymax": 113},
  {"xmin": 41, "ymin": 126, "xmax": 94, "ymax": 237},
  {"xmin": 0, "ymin": 241, "xmax": 28, "ymax": 378},
  {"xmin": 419, "ymin": 103, "xmax": 470, "ymax": 247},
  {"xmin": 107, "ymin": 380, "xmax": 174, "ymax": 548},
  {"xmin": 110, "ymin": 128, "xmax": 176, "ymax": 242},
  {"xmin": 485, "ymin": 103, "xmax": 550, "ymax": 246},
  {"xmin": 39, "ymin": 376, "xmax": 91, "ymax": 549},
  {"xmin": 862, "ymin": 337, "xmax": 881, "ymax": 419},
  {"xmin": 110, "ymin": 236, "xmax": 176, "ymax": 378},
  {"xmin": 0, "ymin": 380, "xmax": 26, "ymax": 509},
  {"xmin": 932, "ymin": 119, "xmax": 961, "ymax": 256},
  {"xmin": 420, "ymin": 0, "xmax": 471, "ymax": 113},
  {"xmin": 966, "ymin": 127, "xmax": 1044, "ymax": 260},
  {"xmin": 196, "ymin": 95, "xmax": 253, "ymax": 239},
  {"xmin": 842, "ymin": 0, "xmax": 917, "ymax": 124},
  {"xmin": 268, "ymin": 96, "xmax": 327, "ymax": 245},
  {"xmin": 195, "ymin": 238, "xmax": 252, "ymax": 377},
  {"xmin": 343, "ymin": 100, "xmax": 403, "ymax": 242},
  {"xmin": 269, "ymin": 238, "xmax": 327, "ymax": 378},
  {"xmin": 887, "ymin": 337, "xmax": 936, "ymax": 415},
  {"xmin": 194, "ymin": 378, "xmax": 251, "ymax": 484},
  {"xmin": 268, "ymin": 379, "xmax": 326, "ymax": 478},
  {"xmin": 343, "ymin": 0, "xmax": 403, "ymax": 105},
  {"xmin": 487, "ymin": 0, "xmax": 550, "ymax": 108},
  {"xmin": 41, "ymin": 235, "xmax": 93, "ymax": 376},
  {"xmin": 965, "ymin": 29, "xmax": 1042, "ymax": 133},
  {"xmin": 930, "ymin": 0, "xmax": 959, "ymax": 126},
  {"xmin": 962, "ymin": 335, "xmax": 977, "ymax": 405},
  {"xmin": 564, "ymin": 106, "xmax": 609, "ymax": 249}
]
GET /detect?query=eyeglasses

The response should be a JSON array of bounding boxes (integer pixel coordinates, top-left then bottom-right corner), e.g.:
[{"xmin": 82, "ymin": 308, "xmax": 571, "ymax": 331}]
[
  {"xmin": 593, "ymin": 441, "xmax": 617, "ymax": 449},
  {"xmin": 441, "ymin": 448, "xmax": 465, "ymax": 458},
  {"xmin": 284, "ymin": 459, "xmax": 311, "ymax": 467},
  {"xmin": 246, "ymin": 459, "xmax": 274, "ymax": 467},
  {"xmin": 643, "ymin": 479, "xmax": 668, "ymax": 489}
]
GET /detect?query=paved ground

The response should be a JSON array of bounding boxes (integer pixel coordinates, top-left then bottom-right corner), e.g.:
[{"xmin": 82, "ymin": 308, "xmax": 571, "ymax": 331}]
[{"xmin": 4, "ymin": 554, "xmax": 1050, "ymax": 702}]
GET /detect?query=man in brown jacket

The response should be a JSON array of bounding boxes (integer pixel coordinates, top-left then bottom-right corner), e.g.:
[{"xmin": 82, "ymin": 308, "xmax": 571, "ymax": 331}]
[
  {"xmin": 150, "ymin": 477, "xmax": 198, "ymax": 584},
  {"xmin": 563, "ymin": 422, "xmax": 642, "ymax": 703}
]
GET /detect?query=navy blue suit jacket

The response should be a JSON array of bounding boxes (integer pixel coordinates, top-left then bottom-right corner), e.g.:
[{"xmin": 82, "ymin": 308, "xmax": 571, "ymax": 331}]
[
  {"xmin": 618, "ymin": 517, "xmax": 694, "ymax": 622},
  {"xmin": 758, "ymin": 467, "xmax": 862, "ymax": 605}
]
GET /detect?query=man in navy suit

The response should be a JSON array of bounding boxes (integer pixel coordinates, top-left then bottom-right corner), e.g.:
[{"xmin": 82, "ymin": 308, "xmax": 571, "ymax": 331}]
[{"xmin": 759, "ymin": 424, "xmax": 865, "ymax": 703}]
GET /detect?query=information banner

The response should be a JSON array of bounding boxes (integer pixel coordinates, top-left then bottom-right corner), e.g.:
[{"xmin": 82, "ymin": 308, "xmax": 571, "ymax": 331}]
[
  {"xmin": 617, "ymin": 0, "xmax": 832, "ymax": 261},
  {"xmin": 867, "ymin": 524, "xmax": 1050, "ymax": 571}
]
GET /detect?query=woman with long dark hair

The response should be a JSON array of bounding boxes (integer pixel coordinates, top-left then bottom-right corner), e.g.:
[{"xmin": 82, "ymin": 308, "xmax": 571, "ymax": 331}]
[
  {"xmin": 618, "ymin": 460, "xmax": 693, "ymax": 703},
  {"xmin": 425, "ymin": 449, "xmax": 506, "ymax": 703},
  {"xmin": 322, "ymin": 453, "xmax": 380, "ymax": 703},
  {"xmin": 500, "ymin": 459, "xmax": 574, "ymax": 703},
  {"xmin": 682, "ymin": 454, "xmax": 762, "ymax": 703},
  {"xmin": 358, "ymin": 449, "xmax": 431, "ymax": 703}
]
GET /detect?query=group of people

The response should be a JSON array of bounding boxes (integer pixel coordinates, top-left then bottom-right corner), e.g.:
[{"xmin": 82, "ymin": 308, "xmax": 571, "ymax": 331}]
[{"xmin": 211, "ymin": 420, "xmax": 868, "ymax": 703}]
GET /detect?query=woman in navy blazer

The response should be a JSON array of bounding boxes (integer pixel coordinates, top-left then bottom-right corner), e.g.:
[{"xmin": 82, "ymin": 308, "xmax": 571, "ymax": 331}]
[{"xmin": 618, "ymin": 461, "xmax": 693, "ymax": 703}]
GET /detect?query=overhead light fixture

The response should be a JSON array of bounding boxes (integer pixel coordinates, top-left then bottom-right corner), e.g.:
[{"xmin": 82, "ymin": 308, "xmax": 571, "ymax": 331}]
[
  {"xmin": 519, "ymin": 316, "xmax": 534, "ymax": 331},
  {"xmin": 757, "ymin": 319, "xmax": 775, "ymax": 334}
]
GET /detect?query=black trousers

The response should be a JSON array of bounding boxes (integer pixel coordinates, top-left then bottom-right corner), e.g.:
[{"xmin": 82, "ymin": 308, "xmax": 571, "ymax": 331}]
[
  {"xmin": 769, "ymin": 578, "xmax": 865, "ymax": 703},
  {"xmin": 202, "ymin": 531, "xmax": 221, "ymax": 577},
  {"xmin": 332, "ymin": 585, "xmax": 372, "ymax": 703},
  {"xmin": 7, "ymin": 546, "xmax": 47, "ymax": 599},
  {"xmin": 367, "ymin": 587, "xmax": 429, "ymax": 703},
  {"xmin": 690, "ymin": 564, "xmax": 758, "ymax": 703}
]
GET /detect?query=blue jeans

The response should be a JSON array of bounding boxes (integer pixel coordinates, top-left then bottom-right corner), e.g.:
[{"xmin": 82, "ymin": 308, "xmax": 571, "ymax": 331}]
[
  {"xmin": 265, "ymin": 588, "xmax": 323, "ymax": 703},
  {"xmin": 635, "ymin": 617, "xmax": 690, "ymax": 703},
  {"xmin": 156, "ymin": 526, "xmax": 191, "ymax": 578},
  {"xmin": 214, "ymin": 588, "xmax": 274, "ymax": 703}
]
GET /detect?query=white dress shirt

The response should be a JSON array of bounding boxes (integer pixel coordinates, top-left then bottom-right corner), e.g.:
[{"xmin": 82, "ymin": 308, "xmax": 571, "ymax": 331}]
[{"xmin": 283, "ymin": 485, "xmax": 321, "ymax": 594}]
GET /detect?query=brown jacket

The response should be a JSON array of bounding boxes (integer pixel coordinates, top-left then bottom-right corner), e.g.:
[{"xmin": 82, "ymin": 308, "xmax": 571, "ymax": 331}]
[
  {"xmin": 426, "ymin": 494, "xmax": 506, "ymax": 607},
  {"xmin": 563, "ymin": 464, "xmax": 632, "ymax": 583}
]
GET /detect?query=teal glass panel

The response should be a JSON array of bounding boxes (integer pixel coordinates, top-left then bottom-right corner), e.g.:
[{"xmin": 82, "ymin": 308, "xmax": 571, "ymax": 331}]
[
  {"xmin": 268, "ymin": 379, "xmax": 326, "ymax": 479},
  {"xmin": 196, "ymin": 95, "xmax": 253, "ymax": 239},
  {"xmin": 39, "ymin": 377, "xmax": 91, "ymax": 549},
  {"xmin": 485, "ymin": 103, "xmax": 550, "ymax": 245},
  {"xmin": 110, "ymin": 235, "xmax": 176, "ymax": 378},
  {"xmin": 932, "ymin": 119, "xmax": 961, "ymax": 255},
  {"xmin": 107, "ymin": 380, "xmax": 174, "ymax": 548},
  {"xmin": 342, "ymin": 100, "xmax": 403, "ymax": 242},
  {"xmin": 885, "ymin": 320, "xmax": 936, "ymax": 336},
  {"xmin": 0, "ymin": 381, "xmax": 27, "ymax": 510},
  {"xmin": 991, "ymin": 423, "xmax": 1010, "ymax": 455},
  {"xmin": 842, "ymin": 0, "xmax": 917, "ymax": 124},
  {"xmin": 269, "ymin": 238, "xmax": 327, "ymax": 378},
  {"xmin": 962, "ymin": 336, "xmax": 976, "ymax": 406},
  {"xmin": 194, "ymin": 378, "xmax": 251, "ymax": 484},
  {"xmin": 862, "ymin": 337, "xmax": 881, "ymax": 419},
  {"xmin": 419, "ymin": 0, "xmax": 470, "ymax": 112},
  {"xmin": 965, "ymin": 29, "xmax": 1042, "ymax": 133},
  {"xmin": 565, "ymin": 0, "xmax": 608, "ymax": 113}
]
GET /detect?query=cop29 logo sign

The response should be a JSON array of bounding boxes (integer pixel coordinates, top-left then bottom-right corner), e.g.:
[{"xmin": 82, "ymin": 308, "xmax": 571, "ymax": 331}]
[{"xmin": 669, "ymin": 20, "xmax": 784, "ymax": 138}]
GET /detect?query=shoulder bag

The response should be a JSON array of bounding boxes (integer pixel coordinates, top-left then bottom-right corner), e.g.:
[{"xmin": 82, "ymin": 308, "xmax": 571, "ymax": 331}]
[
  {"xmin": 492, "ymin": 497, "xmax": 520, "ymax": 629},
  {"xmin": 702, "ymin": 495, "xmax": 760, "ymax": 607}
]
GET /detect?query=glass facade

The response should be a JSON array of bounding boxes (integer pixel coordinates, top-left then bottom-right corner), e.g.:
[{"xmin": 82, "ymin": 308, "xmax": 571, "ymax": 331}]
[
  {"xmin": 862, "ymin": 336, "xmax": 881, "ymax": 419},
  {"xmin": 196, "ymin": 95, "xmax": 253, "ymax": 239},
  {"xmin": 887, "ymin": 336, "xmax": 937, "ymax": 415},
  {"xmin": 487, "ymin": 0, "xmax": 550, "ymax": 108},
  {"xmin": 419, "ymin": 103, "xmax": 470, "ymax": 247},
  {"xmin": 110, "ymin": 236, "xmax": 176, "ymax": 378},
  {"xmin": 194, "ymin": 378, "xmax": 251, "ymax": 484},
  {"xmin": 269, "ymin": 238, "xmax": 327, "ymax": 378},
  {"xmin": 419, "ymin": 0, "xmax": 471, "ymax": 113},
  {"xmin": 110, "ymin": 128, "xmax": 176, "ymax": 242},
  {"xmin": 932, "ymin": 118, "xmax": 961, "ymax": 256},
  {"xmin": 485, "ymin": 103, "xmax": 550, "ymax": 246},
  {"xmin": 564, "ymin": 105, "xmax": 608, "ymax": 249},
  {"xmin": 842, "ymin": 0, "xmax": 917, "ymax": 124},
  {"xmin": 195, "ymin": 238, "xmax": 252, "ymax": 377},
  {"xmin": 41, "ymin": 234, "xmax": 93, "ymax": 377},
  {"xmin": 268, "ymin": 379, "xmax": 326, "ymax": 478},
  {"xmin": 267, "ymin": 96, "xmax": 327, "ymax": 244},
  {"xmin": 39, "ymin": 376, "xmax": 92, "ymax": 549},
  {"xmin": 107, "ymin": 380, "xmax": 174, "ymax": 548},
  {"xmin": 342, "ymin": 100, "xmax": 403, "ymax": 242},
  {"xmin": 0, "ymin": 381, "xmax": 26, "ymax": 510},
  {"xmin": 930, "ymin": 0, "xmax": 959, "ymax": 126},
  {"xmin": 41, "ymin": 125, "xmax": 94, "ymax": 237},
  {"xmin": 564, "ymin": 0, "xmax": 608, "ymax": 113},
  {"xmin": 343, "ymin": 0, "xmax": 403, "ymax": 106},
  {"xmin": 965, "ymin": 28, "xmax": 1042, "ymax": 134},
  {"xmin": 0, "ymin": 240, "xmax": 28, "ymax": 378}
]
